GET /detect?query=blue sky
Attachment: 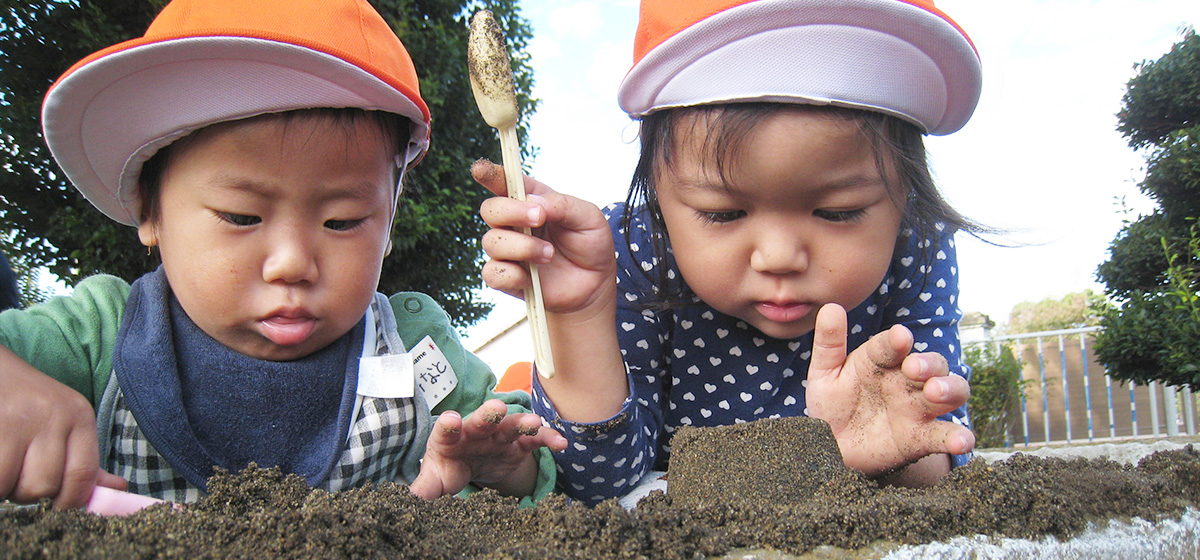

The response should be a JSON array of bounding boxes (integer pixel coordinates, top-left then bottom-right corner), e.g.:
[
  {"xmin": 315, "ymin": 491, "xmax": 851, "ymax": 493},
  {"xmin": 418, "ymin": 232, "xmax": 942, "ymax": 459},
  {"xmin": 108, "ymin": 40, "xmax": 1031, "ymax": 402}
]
[{"xmin": 466, "ymin": 0, "xmax": 1199, "ymax": 344}]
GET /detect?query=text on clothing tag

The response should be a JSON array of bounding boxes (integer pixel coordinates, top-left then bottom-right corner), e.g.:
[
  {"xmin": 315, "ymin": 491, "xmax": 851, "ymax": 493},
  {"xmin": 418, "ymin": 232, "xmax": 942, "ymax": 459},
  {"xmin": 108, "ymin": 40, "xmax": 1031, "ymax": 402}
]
[{"xmin": 412, "ymin": 335, "xmax": 458, "ymax": 410}]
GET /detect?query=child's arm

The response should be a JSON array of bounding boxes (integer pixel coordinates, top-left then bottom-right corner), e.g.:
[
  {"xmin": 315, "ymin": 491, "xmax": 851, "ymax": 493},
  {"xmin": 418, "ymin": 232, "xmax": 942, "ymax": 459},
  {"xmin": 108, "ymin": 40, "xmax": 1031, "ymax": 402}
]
[
  {"xmin": 473, "ymin": 160, "xmax": 628, "ymax": 422},
  {"xmin": 408, "ymin": 399, "xmax": 567, "ymax": 499},
  {"xmin": 805, "ymin": 304, "xmax": 974, "ymax": 485},
  {"xmin": 0, "ymin": 345, "xmax": 127, "ymax": 508}
]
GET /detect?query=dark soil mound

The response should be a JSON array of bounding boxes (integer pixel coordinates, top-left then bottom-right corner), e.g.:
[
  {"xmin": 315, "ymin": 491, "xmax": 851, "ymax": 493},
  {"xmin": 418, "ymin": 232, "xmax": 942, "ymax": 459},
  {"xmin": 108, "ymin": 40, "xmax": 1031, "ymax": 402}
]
[{"xmin": 4, "ymin": 417, "xmax": 1199, "ymax": 559}]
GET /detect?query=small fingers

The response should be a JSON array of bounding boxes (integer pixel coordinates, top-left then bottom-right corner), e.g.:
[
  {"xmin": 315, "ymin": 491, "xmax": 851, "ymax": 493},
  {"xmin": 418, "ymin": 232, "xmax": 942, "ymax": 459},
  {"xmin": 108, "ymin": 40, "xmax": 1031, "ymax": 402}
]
[
  {"xmin": 900, "ymin": 351, "xmax": 949, "ymax": 383},
  {"xmin": 480, "ymin": 194, "xmax": 545, "ymax": 230},
  {"xmin": 495, "ymin": 412, "xmax": 564, "ymax": 449},
  {"xmin": 471, "ymin": 159, "xmax": 509, "ymax": 196},
  {"xmin": 482, "ymin": 227, "xmax": 552, "ymax": 265},
  {"xmin": 481, "ymin": 260, "xmax": 530, "ymax": 299},
  {"xmin": 429, "ymin": 410, "xmax": 465, "ymax": 448},
  {"xmin": 808, "ymin": 303, "xmax": 848, "ymax": 376},
  {"xmin": 909, "ymin": 420, "xmax": 975, "ymax": 460},
  {"xmin": 53, "ymin": 427, "xmax": 102, "ymax": 510},
  {"xmin": 12, "ymin": 436, "xmax": 66, "ymax": 505},
  {"xmin": 95, "ymin": 471, "xmax": 129, "ymax": 492},
  {"xmin": 922, "ymin": 373, "xmax": 970, "ymax": 411},
  {"xmin": 876, "ymin": 324, "xmax": 914, "ymax": 369},
  {"xmin": 407, "ymin": 468, "xmax": 445, "ymax": 500},
  {"xmin": 462, "ymin": 399, "xmax": 508, "ymax": 439},
  {"xmin": 471, "ymin": 159, "xmax": 555, "ymax": 200},
  {"xmin": 0, "ymin": 439, "xmax": 22, "ymax": 503},
  {"xmin": 935, "ymin": 424, "xmax": 976, "ymax": 456}
]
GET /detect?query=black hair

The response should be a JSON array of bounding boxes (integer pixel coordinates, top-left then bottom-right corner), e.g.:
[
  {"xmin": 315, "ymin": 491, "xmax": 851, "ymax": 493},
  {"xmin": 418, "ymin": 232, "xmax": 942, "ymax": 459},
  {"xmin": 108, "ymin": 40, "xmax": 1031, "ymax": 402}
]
[
  {"xmin": 622, "ymin": 102, "xmax": 994, "ymax": 309},
  {"xmin": 137, "ymin": 108, "xmax": 406, "ymax": 225}
]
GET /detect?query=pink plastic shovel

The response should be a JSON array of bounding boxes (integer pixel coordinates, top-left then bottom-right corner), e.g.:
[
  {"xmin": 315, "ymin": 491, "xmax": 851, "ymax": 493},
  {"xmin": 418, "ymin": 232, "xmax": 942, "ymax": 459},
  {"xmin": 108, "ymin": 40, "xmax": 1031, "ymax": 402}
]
[{"xmin": 85, "ymin": 486, "xmax": 173, "ymax": 516}]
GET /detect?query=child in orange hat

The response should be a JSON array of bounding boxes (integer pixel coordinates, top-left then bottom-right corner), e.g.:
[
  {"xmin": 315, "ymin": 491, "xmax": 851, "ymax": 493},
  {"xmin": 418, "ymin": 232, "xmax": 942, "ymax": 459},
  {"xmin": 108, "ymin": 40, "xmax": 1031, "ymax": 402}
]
[
  {"xmin": 0, "ymin": 0, "xmax": 564, "ymax": 510},
  {"xmin": 478, "ymin": 0, "xmax": 983, "ymax": 506}
]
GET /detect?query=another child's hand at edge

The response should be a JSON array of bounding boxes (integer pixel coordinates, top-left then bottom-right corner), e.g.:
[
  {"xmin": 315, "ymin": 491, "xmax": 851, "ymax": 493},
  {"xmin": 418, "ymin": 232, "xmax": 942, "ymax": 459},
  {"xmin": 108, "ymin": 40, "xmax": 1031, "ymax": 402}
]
[
  {"xmin": 804, "ymin": 304, "xmax": 975, "ymax": 485},
  {"xmin": 408, "ymin": 399, "xmax": 567, "ymax": 499},
  {"xmin": 473, "ymin": 159, "xmax": 617, "ymax": 318},
  {"xmin": 0, "ymin": 346, "xmax": 129, "ymax": 509}
]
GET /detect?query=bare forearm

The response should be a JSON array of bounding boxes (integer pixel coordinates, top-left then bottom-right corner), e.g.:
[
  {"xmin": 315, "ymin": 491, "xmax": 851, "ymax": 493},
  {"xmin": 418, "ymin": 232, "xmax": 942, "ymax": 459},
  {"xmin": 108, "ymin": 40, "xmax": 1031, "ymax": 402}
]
[{"xmin": 540, "ymin": 299, "xmax": 628, "ymax": 422}]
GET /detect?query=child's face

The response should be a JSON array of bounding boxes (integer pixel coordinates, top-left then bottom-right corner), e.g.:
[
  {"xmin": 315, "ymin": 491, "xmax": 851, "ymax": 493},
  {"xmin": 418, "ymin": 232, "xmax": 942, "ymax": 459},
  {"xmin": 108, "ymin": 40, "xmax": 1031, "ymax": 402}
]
[
  {"xmin": 138, "ymin": 115, "xmax": 396, "ymax": 361},
  {"xmin": 655, "ymin": 107, "xmax": 905, "ymax": 340}
]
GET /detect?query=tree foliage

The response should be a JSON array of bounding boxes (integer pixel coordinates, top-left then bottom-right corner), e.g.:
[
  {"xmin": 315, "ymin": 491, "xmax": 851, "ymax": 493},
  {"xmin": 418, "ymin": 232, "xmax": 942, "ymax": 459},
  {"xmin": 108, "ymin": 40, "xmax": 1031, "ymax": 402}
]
[
  {"xmin": 1095, "ymin": 28, "xmax": 1200, "ymax": 389},
  {"xmin": 0, "ymin": 0, "xmax": 536, "ymax": 328},
  {"xmin": 1006, "ymin": 290, "xmax": 1103, "ymax": 335}
]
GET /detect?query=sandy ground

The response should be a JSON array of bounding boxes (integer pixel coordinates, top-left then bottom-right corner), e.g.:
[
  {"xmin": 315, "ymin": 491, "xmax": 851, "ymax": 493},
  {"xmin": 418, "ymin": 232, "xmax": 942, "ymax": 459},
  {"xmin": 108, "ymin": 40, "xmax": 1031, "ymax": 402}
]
[{"xmin": 3, "ymin": 417, "xmax": 1199, "ymax": 559}]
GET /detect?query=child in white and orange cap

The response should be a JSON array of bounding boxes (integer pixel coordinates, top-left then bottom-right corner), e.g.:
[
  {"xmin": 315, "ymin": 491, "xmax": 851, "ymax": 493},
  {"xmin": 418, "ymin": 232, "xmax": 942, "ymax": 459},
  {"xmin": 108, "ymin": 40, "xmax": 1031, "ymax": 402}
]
[
  {"xmin": 476, "ymin": 0, "xmax": 983, "ymax": 506},
  {"xmin": 0, "ymin": 0, "xmax": 565, "ymax": 510}
]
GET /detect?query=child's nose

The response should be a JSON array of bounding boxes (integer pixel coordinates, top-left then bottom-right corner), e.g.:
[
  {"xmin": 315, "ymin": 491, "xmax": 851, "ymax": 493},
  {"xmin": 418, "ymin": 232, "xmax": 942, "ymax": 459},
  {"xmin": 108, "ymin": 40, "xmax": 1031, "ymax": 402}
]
[
  {"xmin": 749, "ymin": 228, "xmax": 808, "ymax": 275},
  {"xmin": 262, "ymin": 231, "xmax": 319, "ymax": 285}
]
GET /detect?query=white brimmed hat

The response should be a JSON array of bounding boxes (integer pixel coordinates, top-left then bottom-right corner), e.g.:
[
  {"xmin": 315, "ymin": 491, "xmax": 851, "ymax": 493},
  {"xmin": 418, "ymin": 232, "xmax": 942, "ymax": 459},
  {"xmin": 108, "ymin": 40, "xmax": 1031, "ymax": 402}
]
[
  {"xmin": 41, "ymin": 0, "xmax": 432, "ymax": 226},
  {"xmin": 618, "ymin": 0, "xmax": 981, "ymax": 135}
]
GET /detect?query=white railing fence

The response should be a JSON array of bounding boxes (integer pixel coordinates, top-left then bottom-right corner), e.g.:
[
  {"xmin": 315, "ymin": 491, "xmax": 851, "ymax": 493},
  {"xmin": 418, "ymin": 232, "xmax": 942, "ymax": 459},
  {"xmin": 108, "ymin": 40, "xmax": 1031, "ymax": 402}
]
[{"xmin": 969, "ymin": 326, "xmax": 1197, "ymax": 447}]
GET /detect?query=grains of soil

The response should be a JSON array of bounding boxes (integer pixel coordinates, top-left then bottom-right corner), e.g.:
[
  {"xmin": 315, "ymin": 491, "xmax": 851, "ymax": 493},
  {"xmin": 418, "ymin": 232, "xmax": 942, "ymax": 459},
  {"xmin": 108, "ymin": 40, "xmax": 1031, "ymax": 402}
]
[{"xmin": 3, "ymin": 416, "xmax": 1199, "ymax": 559}]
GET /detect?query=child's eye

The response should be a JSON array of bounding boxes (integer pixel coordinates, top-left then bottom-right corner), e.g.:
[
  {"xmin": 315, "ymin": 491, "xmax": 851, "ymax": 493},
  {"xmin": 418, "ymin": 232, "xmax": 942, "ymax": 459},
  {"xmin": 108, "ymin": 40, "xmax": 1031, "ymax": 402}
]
[
  {"xmin": 697, "ymin": 210, "xmax": 746, "ymax": 224},
  {"xmin": 324, "ymin": 219, "xmax": 365, "ymax": 232},
  {"xmin": 218, "ymin": 212, "xmax": 261, "ymax": 227},
  {"xmin": 814, "ymin": 208, "xmax": 867, "ymax": 223}
]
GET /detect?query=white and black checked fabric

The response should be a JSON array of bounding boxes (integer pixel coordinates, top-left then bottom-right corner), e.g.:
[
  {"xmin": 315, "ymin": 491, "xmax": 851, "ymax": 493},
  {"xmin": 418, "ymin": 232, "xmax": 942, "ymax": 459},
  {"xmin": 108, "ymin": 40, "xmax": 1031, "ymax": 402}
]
[
  {"xmin": 108, "ymin": 390, "xmax": 200, "ymax": 503},
  {"xmin": 104, "ymin": 297, "xmax": 418, "ymax": 502}
]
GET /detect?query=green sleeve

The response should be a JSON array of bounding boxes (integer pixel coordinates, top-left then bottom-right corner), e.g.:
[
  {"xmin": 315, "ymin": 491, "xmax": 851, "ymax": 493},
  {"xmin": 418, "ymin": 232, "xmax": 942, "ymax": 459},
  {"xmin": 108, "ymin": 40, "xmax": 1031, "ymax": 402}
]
[
  {"xmin": 0, "ymin": 274, "xmax": 130, "ymax": 404},
  {"xmin": 389, "ymin": 292, "xmax": 557, "ymax": 506}
]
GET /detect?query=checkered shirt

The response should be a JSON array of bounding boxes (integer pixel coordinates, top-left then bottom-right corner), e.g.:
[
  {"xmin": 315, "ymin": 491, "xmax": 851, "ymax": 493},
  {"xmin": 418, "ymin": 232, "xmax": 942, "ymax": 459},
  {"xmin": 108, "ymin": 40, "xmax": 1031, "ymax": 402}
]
[{"xmin": 103, "ymin": 296, "xmax": 418, "ymax": 502}]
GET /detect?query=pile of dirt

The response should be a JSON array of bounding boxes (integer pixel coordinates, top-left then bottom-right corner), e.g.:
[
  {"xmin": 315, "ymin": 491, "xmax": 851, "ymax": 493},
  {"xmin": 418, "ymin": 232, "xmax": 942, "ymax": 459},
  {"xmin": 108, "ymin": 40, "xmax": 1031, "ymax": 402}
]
[{"xmin": 3, "ymin": 416, "xmax": 1199, "ymax": 559}]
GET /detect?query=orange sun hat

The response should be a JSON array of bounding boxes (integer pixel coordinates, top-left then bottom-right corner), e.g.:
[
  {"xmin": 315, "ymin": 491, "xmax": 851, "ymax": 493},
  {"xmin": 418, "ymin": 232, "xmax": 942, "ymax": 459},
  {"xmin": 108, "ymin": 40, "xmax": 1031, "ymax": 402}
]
[
  {"xmin": 41, "ymin": 0, "xmax": 432, "ymax": 226},
  {"xmin": 618, "ymin": 0, "xmax": 981, "ymax": 135}
]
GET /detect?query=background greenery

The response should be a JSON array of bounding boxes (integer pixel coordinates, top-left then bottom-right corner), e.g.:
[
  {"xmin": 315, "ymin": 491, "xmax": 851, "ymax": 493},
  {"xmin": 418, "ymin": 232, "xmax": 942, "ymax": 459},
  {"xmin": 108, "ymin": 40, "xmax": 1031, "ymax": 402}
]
[
  {"xmin": 0, "ymin": 0, "xmax": 537, "ymax": 328},
  {"xmin": 963, "ymin": 342, "xmax": 1025, "ymax": 449},
  {"xmin": 1094, "ymin": 28, "xmax": 1200, "ymax": 390}
]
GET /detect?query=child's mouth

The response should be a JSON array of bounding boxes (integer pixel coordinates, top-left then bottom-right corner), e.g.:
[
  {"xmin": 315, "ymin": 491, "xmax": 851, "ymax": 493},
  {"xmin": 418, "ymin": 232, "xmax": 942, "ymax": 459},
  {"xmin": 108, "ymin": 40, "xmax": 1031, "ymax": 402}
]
[
  {"xmin": 259, "ymin": 314, "xmax": 317, "ymax": 346},
  {"xmin": 755, "ymin": 302, "xmax": 811, "ymax": 323}
]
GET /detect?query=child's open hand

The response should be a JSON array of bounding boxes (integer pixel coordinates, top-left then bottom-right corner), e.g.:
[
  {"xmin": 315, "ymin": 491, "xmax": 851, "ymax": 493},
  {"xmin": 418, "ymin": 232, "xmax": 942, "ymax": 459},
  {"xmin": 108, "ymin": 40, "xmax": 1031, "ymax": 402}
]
[
  {"xmin": 805, "ymin": 304, "xmax": 974, "ymax": 483},
  {"xmin": 0, "ymin": 347, "xmax": 129, "ymax": 509},
  {"xmin": 408, "ymin": 399, "xmax": 567, "ymax": 499},
  {"xmin": 473, "ymin": 160, "xmax": 616, "ymax": 316}
]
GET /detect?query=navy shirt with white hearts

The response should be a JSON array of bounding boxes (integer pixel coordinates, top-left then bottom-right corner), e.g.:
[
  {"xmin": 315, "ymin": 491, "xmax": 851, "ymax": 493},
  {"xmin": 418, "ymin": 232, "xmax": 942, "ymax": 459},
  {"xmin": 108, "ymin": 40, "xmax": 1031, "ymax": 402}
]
[{"xmin": 531, "ymin": 203, "xmax": 972, "ymax": 505}]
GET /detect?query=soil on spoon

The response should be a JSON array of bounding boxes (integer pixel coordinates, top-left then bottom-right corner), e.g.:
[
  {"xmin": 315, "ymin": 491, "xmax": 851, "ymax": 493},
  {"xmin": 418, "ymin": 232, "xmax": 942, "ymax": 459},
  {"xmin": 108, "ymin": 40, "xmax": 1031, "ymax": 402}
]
[{"xmin": 3, "ymin": 416, "xmax": 1198, "ymax": 559}]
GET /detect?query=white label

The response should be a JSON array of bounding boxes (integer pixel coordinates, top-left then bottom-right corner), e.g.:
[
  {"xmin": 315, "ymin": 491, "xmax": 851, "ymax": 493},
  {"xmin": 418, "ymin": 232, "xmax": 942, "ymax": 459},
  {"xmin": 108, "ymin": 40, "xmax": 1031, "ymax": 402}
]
[
  {"xmin": 412, "ymin": 335, "xmax": 458, "ymax": 410},
  {"xmin": 357, "ymin": 353, "xmax": 415, "ymax": 399}
]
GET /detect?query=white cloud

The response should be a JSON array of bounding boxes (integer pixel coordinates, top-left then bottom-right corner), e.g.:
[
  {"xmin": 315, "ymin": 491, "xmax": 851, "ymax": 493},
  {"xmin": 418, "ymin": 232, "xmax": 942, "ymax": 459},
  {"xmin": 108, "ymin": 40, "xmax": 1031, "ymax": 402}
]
[{"xmin": 547, "ymin": 2, "xmax": 604, "ymax": 39}]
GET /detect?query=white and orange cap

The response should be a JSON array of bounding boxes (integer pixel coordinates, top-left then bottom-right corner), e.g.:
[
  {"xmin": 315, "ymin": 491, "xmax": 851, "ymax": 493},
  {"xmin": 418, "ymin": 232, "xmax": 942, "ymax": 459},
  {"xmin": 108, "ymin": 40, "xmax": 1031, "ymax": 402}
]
[
  {"xmin": 41, "ymin": 0, "xmax": 432, "ymax": 226},
  {"xmin": 618, "ymin": 0, "xmax": 981, "ymax": 135}
]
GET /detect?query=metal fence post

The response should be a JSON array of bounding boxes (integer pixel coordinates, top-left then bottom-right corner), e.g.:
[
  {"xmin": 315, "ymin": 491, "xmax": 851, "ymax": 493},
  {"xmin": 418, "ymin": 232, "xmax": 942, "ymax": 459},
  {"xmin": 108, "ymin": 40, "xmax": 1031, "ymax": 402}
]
[
  {"xmin": 1080, "ymin": 334, "xmax": 1095, "ymax": 441},
  {"xmin": 1164, "ymin": 384, "xmax": 1180, "ymax": 437},
  {"xmin": 1185, "ymin": 387, "xmax": 1196, "ymax": 436},
  {"xmin": 1150, "ymin": 380, "xmax": 1160, "ymax": 437}
]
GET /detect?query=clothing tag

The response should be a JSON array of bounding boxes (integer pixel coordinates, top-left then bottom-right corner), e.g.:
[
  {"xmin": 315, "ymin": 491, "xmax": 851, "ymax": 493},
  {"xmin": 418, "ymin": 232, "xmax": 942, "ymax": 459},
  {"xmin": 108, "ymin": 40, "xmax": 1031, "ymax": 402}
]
[
  {"xmin": 357, "ymin": 353, "xmax": 415, "ymax": 399},
  {"xmin": 412, "ymin": 335, "xmax": 458, "ymax": 410}
]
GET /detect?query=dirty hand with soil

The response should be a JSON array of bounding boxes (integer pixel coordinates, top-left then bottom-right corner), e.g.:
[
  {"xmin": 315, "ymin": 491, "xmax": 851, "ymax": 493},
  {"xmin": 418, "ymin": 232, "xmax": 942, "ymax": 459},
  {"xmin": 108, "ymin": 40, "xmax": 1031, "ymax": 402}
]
[
  {"xmin": 409, "ymin": 398, "xmax": 567, "ymax": 499},
  {"xmin": 806, "ymin": 303, "xmax": 975, "ymax": 486}
]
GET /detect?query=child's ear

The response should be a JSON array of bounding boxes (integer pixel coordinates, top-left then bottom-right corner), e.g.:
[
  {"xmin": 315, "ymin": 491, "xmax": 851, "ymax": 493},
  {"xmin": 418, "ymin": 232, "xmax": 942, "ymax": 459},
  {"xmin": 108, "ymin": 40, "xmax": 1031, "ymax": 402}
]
[{"xmin": 137, "ymin": 220, "xmax": 159, "ymax": 248}]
